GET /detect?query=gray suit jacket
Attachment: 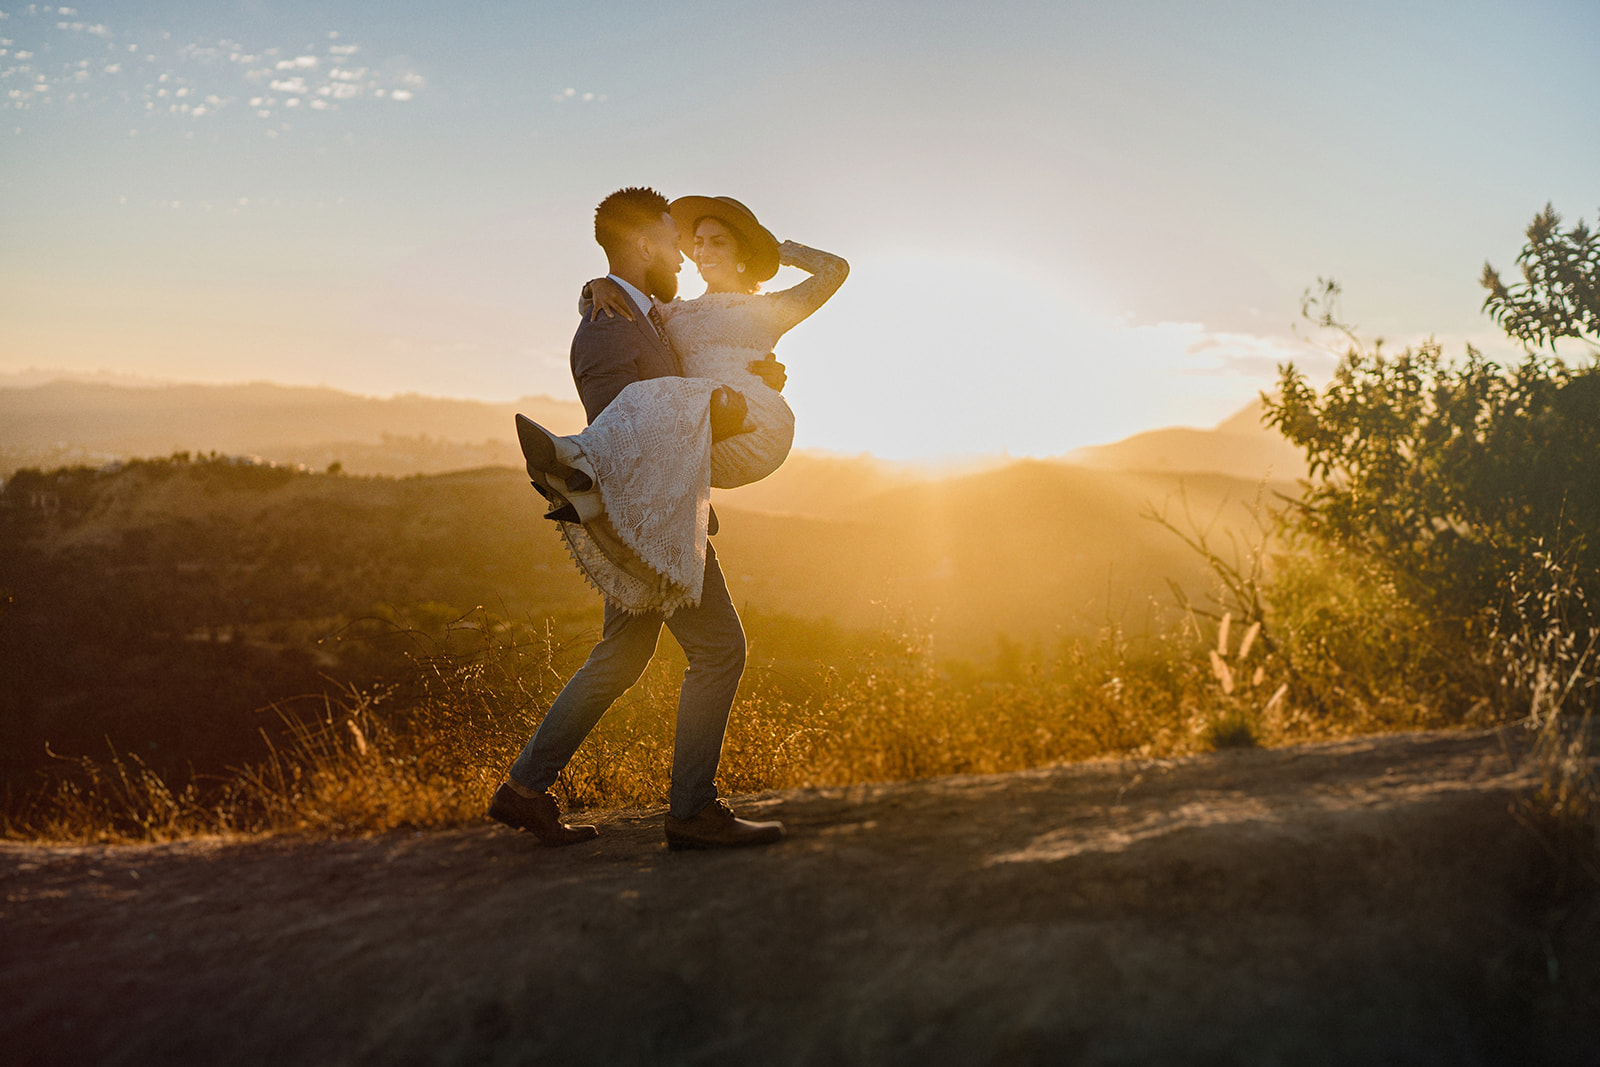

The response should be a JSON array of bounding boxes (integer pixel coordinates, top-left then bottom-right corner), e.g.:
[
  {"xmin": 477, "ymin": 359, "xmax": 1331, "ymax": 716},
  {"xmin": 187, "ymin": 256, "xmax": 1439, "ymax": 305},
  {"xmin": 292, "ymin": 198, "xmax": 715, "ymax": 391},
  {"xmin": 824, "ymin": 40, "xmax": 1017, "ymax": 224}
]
[
  {"xmin": 569, "ymin": 302, "xmax": 719, "ymax": 534},
  {"xmin": 569, "ymin": 304, "xmax": 681, "ymax": 424}
]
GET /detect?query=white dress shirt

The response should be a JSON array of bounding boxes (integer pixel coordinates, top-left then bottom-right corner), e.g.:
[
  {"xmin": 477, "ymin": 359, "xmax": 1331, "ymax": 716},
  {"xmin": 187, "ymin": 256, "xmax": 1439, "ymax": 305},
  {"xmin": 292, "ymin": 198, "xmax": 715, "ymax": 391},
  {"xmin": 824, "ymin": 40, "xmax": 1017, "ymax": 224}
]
[{"xmin": 606, "ymin": 274, "xmax": 658, "ymax": 327}]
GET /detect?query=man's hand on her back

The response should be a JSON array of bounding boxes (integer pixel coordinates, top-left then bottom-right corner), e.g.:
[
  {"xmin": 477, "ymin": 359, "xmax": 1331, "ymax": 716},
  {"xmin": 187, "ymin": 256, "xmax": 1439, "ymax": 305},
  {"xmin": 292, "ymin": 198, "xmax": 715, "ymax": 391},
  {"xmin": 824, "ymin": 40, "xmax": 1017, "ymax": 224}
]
[
  {"xmin": 710, "ymin": 387, "xmax": 752, "ymax": 441},
  {"xmin": 747, "ymin": 353, "xmax": 786, "ymax": 392}
]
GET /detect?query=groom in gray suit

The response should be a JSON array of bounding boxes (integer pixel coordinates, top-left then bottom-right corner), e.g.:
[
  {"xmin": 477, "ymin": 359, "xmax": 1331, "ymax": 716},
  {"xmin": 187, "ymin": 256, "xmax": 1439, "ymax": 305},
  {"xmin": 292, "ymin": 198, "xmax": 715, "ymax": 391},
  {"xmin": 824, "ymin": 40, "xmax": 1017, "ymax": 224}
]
[{"xmin": 489, "ymin": 186, "xmax": 785, "ymax": 850}]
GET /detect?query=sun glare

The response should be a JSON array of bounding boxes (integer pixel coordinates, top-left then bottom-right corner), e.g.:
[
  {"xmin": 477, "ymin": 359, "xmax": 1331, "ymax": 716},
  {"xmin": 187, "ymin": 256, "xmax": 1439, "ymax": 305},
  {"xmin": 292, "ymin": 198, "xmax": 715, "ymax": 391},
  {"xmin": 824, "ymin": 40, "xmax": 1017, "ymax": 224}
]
[{"xmin": 772, "ymin": 252, "xmax": 1304, "ymax": 460}]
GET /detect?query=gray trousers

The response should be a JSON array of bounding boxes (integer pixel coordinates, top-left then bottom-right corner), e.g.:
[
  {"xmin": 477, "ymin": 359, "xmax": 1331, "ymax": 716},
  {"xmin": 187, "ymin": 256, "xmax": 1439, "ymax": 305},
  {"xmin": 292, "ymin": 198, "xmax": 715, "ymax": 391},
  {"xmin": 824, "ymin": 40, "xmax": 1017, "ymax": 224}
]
[{"xmin": 509, "ymin": 543, "xmax": 745, "ymax": 820}]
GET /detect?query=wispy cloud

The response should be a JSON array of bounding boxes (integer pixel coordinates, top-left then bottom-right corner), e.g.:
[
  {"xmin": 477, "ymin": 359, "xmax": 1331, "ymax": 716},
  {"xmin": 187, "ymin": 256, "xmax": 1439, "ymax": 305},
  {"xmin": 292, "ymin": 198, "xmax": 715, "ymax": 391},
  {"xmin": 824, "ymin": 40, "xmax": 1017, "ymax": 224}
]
[
  {"xmin": 1179, "ymin": 328, "xmax": 1327, "ymax": 380},
  {"xmin": 1, "ymin": 10, "xmax": 427, "ymax": 134},
  {"xmin": 551, "ymin": 86, "xmax": 604, "ymax": 104}
]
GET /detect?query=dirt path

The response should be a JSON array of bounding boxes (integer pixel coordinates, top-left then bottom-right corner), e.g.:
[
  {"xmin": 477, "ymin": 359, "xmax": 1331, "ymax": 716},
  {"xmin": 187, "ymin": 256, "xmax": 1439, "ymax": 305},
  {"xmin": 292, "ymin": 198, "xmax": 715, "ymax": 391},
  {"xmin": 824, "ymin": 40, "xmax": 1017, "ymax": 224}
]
[{"xmin": 3, "ymin": 729, "xmax": 1596, "ymax": 1065}]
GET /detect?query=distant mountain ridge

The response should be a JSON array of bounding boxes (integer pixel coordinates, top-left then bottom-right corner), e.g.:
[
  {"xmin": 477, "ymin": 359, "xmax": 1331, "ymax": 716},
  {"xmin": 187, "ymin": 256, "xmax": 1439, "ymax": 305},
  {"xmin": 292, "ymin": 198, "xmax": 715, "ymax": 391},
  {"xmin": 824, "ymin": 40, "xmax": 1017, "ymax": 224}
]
[
  {"xmin": 0, "ymin": 377, "xmax": 1309, "ymax": 486},
  {"xmin": 0, "ymin": 379, "xmax": 586, "ymax": 477},
  {"xmin": 1066, "ymin": 399, "xmax": 1307, "ymax": 482}
]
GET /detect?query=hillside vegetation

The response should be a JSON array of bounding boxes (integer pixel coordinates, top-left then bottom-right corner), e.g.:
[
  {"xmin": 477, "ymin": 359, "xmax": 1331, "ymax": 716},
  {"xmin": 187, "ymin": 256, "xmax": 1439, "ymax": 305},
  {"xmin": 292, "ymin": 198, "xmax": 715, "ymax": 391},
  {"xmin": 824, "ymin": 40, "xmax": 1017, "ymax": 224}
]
[{"xmin": 0, "ymin": 450, "xmax": 1282, "ymax": 801}]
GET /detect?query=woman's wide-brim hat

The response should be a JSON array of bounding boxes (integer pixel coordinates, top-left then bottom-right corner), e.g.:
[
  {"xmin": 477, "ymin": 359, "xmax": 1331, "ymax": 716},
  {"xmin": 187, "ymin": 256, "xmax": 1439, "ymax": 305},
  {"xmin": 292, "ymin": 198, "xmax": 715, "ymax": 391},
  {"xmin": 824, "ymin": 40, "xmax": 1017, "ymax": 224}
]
[{"xmin": 670, "ymin": 195, "xmax": 780, "ymax": 283}]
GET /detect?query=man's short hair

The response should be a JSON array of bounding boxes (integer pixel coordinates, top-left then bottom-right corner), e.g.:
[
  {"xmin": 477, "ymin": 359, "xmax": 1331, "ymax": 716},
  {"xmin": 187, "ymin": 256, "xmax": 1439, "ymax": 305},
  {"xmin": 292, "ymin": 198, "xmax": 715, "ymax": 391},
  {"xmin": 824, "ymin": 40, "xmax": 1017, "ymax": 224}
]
[{"xmin": 594, "ymin": 187, "xmax": 671, "ymax": 260}]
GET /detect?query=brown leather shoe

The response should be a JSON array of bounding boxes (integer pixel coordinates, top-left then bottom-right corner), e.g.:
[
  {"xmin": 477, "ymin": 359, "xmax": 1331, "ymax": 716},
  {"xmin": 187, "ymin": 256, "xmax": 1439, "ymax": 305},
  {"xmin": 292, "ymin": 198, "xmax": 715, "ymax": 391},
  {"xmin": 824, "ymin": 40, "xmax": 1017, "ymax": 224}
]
[
  {"xmin": 664, "ymin": 799, "xmax": 784, "ymax": 850},
  {"xmin": 488, "ymin": 783, "xmax": 599, "ymax": 846}
]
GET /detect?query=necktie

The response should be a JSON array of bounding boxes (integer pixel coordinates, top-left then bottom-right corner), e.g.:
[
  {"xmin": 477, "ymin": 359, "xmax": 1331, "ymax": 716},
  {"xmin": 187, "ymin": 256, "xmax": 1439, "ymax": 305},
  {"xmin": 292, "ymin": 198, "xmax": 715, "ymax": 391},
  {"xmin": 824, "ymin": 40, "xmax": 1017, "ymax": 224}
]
[
  {"xmin": 647, "ymin": 303, "xmax": 682, "ymax": 372},
  {"xmin": 646, "ymin": 303, "xmax": 670, "ymax": 346}
]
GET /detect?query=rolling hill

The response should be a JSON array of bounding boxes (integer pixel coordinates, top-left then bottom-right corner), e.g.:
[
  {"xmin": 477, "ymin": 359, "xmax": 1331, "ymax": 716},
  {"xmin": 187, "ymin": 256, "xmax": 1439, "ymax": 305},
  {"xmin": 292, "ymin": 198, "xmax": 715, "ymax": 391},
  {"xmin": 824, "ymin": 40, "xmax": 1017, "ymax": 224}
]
[
  {"xmin": 1066, "ymin": 398, "xmax": 1307, "ymax": 482},
  {"xmin": 2, "ymin": 451, "xmax": 1289, "ymax": 784},
  {"xmin": 0, "ymin": 379, "xmax": 586, "ymax": 478}
]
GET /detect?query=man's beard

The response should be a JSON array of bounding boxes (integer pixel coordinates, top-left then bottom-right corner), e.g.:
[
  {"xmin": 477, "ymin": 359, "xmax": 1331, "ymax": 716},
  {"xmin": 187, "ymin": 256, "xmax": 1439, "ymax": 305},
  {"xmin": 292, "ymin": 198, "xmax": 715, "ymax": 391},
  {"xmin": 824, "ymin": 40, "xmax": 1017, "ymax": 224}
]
[{"xmin": 643, "ymin": 258, "xmax": 679, "ymax": 303}]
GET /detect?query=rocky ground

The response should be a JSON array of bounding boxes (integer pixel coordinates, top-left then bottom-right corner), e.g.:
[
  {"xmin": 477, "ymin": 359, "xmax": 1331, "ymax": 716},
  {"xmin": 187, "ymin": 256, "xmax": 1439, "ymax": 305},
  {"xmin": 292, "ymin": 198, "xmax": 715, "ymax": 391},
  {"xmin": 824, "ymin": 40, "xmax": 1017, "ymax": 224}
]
[{"xmin": 4, "ymin": 728, "xmax": 1598, "ymax": 1066}]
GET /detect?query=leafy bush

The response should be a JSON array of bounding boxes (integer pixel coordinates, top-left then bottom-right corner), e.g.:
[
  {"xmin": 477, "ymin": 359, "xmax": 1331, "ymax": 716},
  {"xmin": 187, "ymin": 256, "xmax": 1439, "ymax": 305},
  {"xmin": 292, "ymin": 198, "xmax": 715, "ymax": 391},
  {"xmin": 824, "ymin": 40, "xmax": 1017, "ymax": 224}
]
[
  {"xmin": 1264, "ymin": 207, "xmax": 1600, "ymax": 710},
  {"xmin": 1481, "ymin": 203, "xmax": 1600, "ymax": 352},
  {"xmin": 1267, "ymin": 299, "xmax": 1600, "ymax": 642},
  {"xmin": 1144, "ymin": 207, "xmax": 1600, "ymax": 739}
]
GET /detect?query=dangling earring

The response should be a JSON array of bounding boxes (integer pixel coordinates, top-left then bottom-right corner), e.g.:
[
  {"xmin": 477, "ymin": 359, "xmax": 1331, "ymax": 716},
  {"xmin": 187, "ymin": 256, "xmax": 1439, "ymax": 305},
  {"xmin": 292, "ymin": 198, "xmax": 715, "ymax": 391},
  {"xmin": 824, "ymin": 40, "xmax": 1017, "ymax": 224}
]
[{"xmin": 736, "ymin": 263, "xmax": 747, "ymax": 274}]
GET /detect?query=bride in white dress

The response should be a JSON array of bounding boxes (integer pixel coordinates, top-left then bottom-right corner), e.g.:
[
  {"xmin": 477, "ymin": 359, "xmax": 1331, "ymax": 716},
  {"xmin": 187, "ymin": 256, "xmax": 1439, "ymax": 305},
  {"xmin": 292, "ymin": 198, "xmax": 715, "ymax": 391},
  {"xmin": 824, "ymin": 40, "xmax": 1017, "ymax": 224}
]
[{"xmin": 533, "ymin": 195, "xmax": 848, "ymax": 616}]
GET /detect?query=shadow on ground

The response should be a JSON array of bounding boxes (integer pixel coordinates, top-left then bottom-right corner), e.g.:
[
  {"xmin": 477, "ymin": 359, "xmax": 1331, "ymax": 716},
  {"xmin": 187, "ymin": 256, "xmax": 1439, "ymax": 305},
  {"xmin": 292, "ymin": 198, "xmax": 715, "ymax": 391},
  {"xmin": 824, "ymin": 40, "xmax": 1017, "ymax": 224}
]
[{"xmin": 4, "ymin": 729, "xmax": 1598, "ymax": 1065}]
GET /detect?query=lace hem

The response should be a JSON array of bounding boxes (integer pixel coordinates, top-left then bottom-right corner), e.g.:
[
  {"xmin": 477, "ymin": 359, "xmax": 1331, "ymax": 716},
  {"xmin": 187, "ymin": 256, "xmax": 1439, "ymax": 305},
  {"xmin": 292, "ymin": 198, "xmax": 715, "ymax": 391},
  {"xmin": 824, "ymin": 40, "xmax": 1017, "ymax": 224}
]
[{"xmin": 556, "ymin": 520, "xmax": 699, "ymax": 616}]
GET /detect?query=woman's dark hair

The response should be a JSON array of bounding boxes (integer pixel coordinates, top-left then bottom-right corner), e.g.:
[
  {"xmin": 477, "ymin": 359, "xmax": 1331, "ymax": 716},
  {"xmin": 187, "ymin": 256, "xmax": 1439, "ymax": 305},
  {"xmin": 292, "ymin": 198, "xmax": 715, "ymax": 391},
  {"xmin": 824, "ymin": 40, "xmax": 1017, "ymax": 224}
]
[{"xmin": 696, "ymin": 215, "xmax": 761, "ymax": 294}]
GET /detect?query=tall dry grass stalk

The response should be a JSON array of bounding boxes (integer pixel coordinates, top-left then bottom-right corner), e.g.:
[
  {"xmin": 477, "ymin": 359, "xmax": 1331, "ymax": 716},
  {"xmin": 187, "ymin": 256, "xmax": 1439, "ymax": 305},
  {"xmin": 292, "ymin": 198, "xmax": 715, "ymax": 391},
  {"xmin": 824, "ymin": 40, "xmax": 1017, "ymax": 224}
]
[
  {"xmin": 1498, "ymin": 552, "xmax": 1600, "ymax": 888},
  {"xmin": 10, "ymin": 745, "xmax": 227, "ymax": 842}
]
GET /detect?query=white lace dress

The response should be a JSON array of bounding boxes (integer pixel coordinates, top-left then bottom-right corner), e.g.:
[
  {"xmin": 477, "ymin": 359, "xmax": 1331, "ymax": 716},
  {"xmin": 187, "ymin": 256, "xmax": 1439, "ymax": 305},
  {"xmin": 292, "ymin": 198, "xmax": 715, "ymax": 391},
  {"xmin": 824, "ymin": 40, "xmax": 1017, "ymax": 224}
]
[{"xmin": 559, "ymin": 240, "xmax": 848, "ymax": 615}]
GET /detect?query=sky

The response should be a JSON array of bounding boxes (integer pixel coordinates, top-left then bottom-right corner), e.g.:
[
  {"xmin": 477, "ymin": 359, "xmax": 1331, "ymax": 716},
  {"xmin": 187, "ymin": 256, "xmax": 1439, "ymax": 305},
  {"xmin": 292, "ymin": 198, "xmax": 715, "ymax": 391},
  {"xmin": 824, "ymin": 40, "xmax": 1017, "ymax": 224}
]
[{"xmin": 2, "ymin": 0, "xmax": 1597, "ymax": 459}]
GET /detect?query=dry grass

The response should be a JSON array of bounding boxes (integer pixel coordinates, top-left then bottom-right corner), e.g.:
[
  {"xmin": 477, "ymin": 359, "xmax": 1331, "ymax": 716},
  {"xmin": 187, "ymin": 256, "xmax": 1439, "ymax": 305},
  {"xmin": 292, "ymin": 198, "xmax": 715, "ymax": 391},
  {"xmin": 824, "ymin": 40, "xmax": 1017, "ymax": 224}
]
[
  {"xmin": 6, "ymin": 578, "xmax": 1595, "ymax": 850},
  {"xmin": 1, "ymin": 608, "xmax": 1346, "ymax": 843},
  {"xmin": 1498, "ymin": 556, "xmax": 1600, "ymax": 890}
]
